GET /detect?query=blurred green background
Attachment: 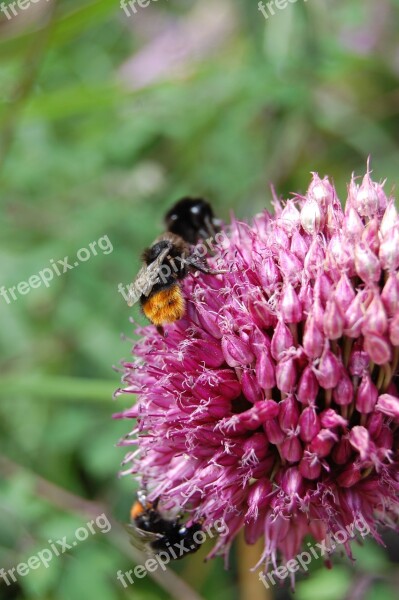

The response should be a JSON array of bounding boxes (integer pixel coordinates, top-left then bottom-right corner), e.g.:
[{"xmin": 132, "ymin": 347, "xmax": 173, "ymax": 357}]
[{"xmin": 0, "ymin": 1, "xmax": 399, "ymax": 599}]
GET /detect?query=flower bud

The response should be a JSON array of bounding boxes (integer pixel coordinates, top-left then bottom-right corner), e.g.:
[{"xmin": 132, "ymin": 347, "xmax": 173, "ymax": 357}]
[
  {"xmin": 279, "ymin": 396, "xmax": 300, "ymax": 432},
  {"xmin": 301, "ymin": 197, "xmax": 323, "ymax": 234},
  {"xmin": 376, "ymin": 393, "xmax": 399, "ymax": 420},
  {"xmin": 297, "ymin": 365, "xmax": 319, "ymax": 405},
  {"xmin": 379, "ymin": 226, "xmax": 399, "ymax": 272},
  {"xmin": 323, "ymin": 297, "xmax": 344, "ymax": 340},
  {"xmin": 356, "ymin": 372, "xmax": 378, "ymax": 413},
  {"xmin": 314, "ymin": 349, "xmax": 342, "ymax": 389},
  {"xmin": 361, "ymin": 292, "xmax": 388, "ymax": 336},
  {"xmin": 349, "ymin": 426, "xmax": 370, "ymax": 460},
  {"xmin": 354, "ymin": 242, "xmax": 381, "ymax": 284},
  {"xmin": 299, "ymin": 406, "xmax": 321, "ymax": 442},
  {"xmin": 280, "ymin": 282, "xmax": 302, "ymax": 323},
  {"xmin": 381, "ymin": 273, "xmax": 399, "ymax": 317},
  {"xmin": 332, "ymin": 368, "xmax": 354, "ymax": 406},
  {"xmin": 363, "ymin": 333, "xmax": 392, "ymax": 365},
  {"xmin": 276, "ymin": 357, "xmax": 297, "ymax": 393},
  {"xmin": 303, "ymin": 314, "xmax": 324, "ymax": 358},
  {"xmin": 242, "ymin": 370, "xmax": 263, "ymax": 404},
  {"xmin": 271, "ymin": 321, "xmax": 294, "ymax": 360}
]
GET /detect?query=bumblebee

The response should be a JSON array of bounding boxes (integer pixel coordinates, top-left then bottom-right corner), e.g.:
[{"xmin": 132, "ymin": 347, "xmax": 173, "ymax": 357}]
[
  {"xmin": 127, "ymin": 198, "xmax": 225, "ymax": 331},
  {"xmin": 126, "ymin": 491, "xmax": 202, "ymax": 558}
]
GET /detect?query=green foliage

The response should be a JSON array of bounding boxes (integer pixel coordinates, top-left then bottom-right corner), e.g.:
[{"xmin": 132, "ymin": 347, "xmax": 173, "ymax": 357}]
[{"xmin": 0, "ymin": 1, "xmax": 398, "ymax": 599}]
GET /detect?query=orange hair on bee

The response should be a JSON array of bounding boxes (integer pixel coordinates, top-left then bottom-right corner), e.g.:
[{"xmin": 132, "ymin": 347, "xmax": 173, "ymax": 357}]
[
  {"xmin": 142, "ymin": 284, "xmax": 186, "ymax": 326},
  {"xmin": 130, "ymin": 501, "xmax": 145, "ymax": 521}
]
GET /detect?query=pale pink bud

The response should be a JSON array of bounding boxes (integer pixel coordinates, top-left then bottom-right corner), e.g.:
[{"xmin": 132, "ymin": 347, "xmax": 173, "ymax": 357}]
[
  {"xmin": 379, "ymin": 226, "xmax": 399, "ymax": 272},
  {"xmin": 326, "ymin": 203, "xmax": 344, "ymax": 235},
  {"xmin": 300, "ymin": 197, "xmax": 323, "ymax": 234},
  {"xmin": 308, "ymin": 173, "xmax": 334, "ymax": 207},
  {"xmin": 348, "ymin": 345, "xmax": 369, "ymax": 376},
  {"xmin": 363, "ymin": 333, "xmax": 392, "ymax": 365},
  {"xmin": 304, "ymin": 238, "xmax": 325, "ymax": 276},
  {"xmin": 356, "ymin": 372, "xmax": 378, "ymax": 413},
  {"xmin": 299, "ymin": 406, "xmax": 321, "ymax": 442},
  {"xmin": 318, "ymin": 274, "xmax": 333, "ymax": 305},
  {"xmin": 314, "ymin": 349, "xmax": 342, "ymax": 389},
  {"xmin": 381, "ymin": 273, "xmax": 399, "ymax": 317},
  {"xmin": 354, "ymin": 172, "xmax": 379, "ymax": 217},
  {"xmin": 280, "ymin": 282, "xmax": 302, "ymax": 323},
  {"xmin": 259, "ymin": 256, "xmax": 281, "ymax": 289},
  {"xmin": 280, "ymin": 201, "xmax": 301, "ymax": 233},
  {"xmin": 291, "ymin": 230, "xmax": 309, "ymax": 261},
  {"xmin": 278, "ymin": 249, "xmax": 303, "ymax": 283},
  {"xmin": 345, "ymin": 206, "xmax": 364, "ymax": 238},
  {"xmin": 349, "ymin": 426, "xmax": 370, "ymax": 461},
  {"xmin": 361, "ymin": 292, "xmax": 388, "ymax": 336},
  {"xmin": 334, "ymin": 273, "xmax": 356, "ymax": 314},
  {"xmin": 389, "ymin": 313, "xmax": 399, "ymax": 346},
  {"xmin": 354, "ymin": 242, "xmax": 381, "ymax": 284},
  {"xmin": 344, "ymin": 290, "xmax": 367, "ymax": 338},
  {"xmin": 298, "ymin": 280, "xmax": 313, "ymax": 313},
  {"xmin": 323, "ymin": 297, "xmax": 344, "ymax": 340},
  {"xmin": 332, "ymin": 369, "xmax": 354, "ymax": 405},
  {"xmin": 327, "ymin": 234, "xmax": 354, "ymax": 274},
  {"xmin": 276, "ymin": 357, "xmax": 297, "ymax": 393},
  {"xmin": 376, "ymin": 394, "xmax": 399, "ymax": 420},
  {"xmin": 346, "ymin": 173, "xmax": 358, "ymax": 208},
  {"xmin": 303, "ymin": 314, "xmax": 324, "ymax": 358},
  {"xmin": 380, "ymin": 200, "xmax": 398, "ymax": 237},
  {"xmin": 361, "ymin": 216, "xmax": 379, "ymax": 254},
  {"xmin": 271, "ymin": 321, "xmax": 294, "ymax": 360},
  {"xmin": 297, "ymin": 365, "xmax": 319, "ymax": 405}
]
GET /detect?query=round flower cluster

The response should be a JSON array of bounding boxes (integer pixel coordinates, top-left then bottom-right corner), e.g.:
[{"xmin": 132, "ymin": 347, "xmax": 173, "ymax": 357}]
[{"xmin": 115, "ymin": 168, "xmax": 399, "ymax": 575}]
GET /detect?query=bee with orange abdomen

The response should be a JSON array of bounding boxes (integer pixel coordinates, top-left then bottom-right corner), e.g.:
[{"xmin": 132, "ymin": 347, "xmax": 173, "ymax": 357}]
[
  {"xmin": 126, "ymin": 490, "xmax": 202, "ymax": 557},
  {"xmin": 127, "ymin": 198, "xmax": 225, "ymax": 332}
]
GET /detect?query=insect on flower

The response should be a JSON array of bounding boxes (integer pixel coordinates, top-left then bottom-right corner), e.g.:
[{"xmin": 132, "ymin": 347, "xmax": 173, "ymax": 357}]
[
  {"xmin": 126, "ymin": 198, "xmax": 226, "ymax": 334},
  {"xmin": 126, "ymin": 490, "xmax": 203, "ymax": 558},
  {"xmin": 116, "ymin": 166, "xmax": 399, "ymax": 583}
]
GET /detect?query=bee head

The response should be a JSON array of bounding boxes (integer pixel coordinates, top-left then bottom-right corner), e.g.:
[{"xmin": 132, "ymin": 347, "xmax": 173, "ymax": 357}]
[{"xmin": 165, "ymin": 197, "xmax": 220, "ymax": 244}]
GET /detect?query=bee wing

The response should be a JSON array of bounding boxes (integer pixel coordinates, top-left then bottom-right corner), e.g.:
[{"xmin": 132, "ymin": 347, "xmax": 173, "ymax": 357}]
[
  {"xmin": 124, "ymin": 523, "xmax": 163, "ymax": 554},
  {"xmin": 127, "ymin": 245, "xmax": 173, "ymax": 307}
]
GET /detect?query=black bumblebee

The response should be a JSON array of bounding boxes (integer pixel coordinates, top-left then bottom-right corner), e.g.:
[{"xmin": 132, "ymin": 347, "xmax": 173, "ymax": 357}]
[
  {"xmin": 126, "ymin": 491, "xmax": 202, "ymax": 558},
  {"xmin": 127, "ymin": 197, "xmax": 225, "ymax": 331}
]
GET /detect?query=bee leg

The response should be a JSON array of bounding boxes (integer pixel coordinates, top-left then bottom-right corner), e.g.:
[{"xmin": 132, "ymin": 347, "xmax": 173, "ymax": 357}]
[
  {"xmin": 186, "ymin": 256, "xmax": 228, "ymax": 275},
  {"xmin": 156, "ymin": 325, "xmax": 168, "ymax": 337}
]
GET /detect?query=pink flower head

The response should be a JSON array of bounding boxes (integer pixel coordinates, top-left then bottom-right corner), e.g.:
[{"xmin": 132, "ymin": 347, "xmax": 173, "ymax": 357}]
[{"xmin": 115, "ymin": 168, "xmax": 399, "ymax": 578}]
